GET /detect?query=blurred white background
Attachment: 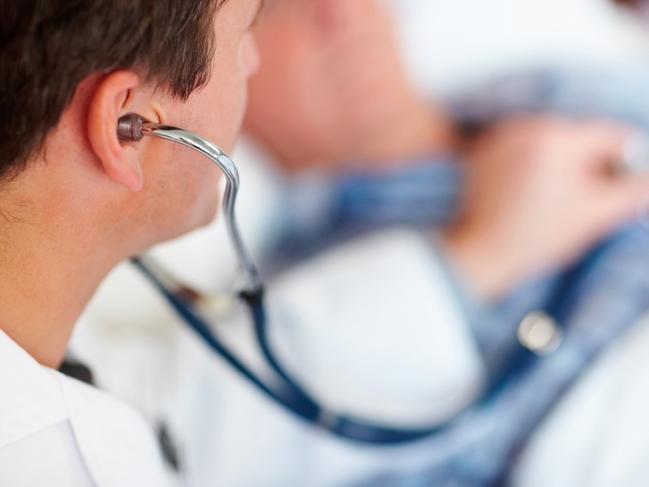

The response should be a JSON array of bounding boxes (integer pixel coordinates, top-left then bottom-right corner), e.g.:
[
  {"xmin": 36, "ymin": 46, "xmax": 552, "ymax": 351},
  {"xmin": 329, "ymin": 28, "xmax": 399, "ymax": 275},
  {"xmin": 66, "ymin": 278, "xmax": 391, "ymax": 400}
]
[{"xmin": 387, "ymin": 0, "xmax": 649, "ymax": 96}]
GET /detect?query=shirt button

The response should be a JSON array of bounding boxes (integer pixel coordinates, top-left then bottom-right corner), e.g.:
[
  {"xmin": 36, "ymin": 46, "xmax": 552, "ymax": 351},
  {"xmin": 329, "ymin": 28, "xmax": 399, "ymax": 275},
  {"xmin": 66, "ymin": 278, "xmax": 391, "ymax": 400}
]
[{"xmin": 517, "ymin": 311, "xmax": 562, "ymax": 356}]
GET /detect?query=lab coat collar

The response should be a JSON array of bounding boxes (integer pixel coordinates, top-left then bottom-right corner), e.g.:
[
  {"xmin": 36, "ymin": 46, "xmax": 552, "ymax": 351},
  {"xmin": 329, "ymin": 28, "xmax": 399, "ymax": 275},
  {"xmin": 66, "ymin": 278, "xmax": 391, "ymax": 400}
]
[{"xmin": 0, "ymin": 329, "xmax": 69, "ymax": 449}]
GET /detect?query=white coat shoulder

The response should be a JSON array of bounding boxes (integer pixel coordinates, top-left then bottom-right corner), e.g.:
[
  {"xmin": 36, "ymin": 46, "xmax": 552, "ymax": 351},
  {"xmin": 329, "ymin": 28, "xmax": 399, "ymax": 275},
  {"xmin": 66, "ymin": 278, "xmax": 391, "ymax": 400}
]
[{"xmin": 0, "ymin": 330, "xmax": 172, "ymax": 487}]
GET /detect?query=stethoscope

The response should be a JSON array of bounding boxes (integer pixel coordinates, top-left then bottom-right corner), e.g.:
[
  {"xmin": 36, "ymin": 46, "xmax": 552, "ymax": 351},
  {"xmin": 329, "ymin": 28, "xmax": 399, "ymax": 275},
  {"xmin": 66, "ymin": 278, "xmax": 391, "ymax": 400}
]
[{"xmin": 116, "ymin": 113, "xmax": 639, "ymax": 446}]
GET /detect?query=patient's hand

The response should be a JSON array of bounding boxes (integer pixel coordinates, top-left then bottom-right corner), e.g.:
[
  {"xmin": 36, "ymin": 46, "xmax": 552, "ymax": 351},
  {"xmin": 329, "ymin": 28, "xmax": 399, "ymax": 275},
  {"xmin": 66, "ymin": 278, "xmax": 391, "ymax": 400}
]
[
  {"xmin": 245, "ymin": 0, "xmax": 455, "ymax": 172},
  {"xmin": 442, "ymin": 117, "xmax": 649, "ymax": 299}
]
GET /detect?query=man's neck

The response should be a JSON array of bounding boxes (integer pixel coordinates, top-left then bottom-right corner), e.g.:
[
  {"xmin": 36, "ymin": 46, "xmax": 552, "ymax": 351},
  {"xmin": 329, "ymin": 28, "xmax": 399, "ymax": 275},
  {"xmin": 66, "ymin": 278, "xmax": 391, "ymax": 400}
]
[{"xmin": 0, "ymin": 172, "xmax": 122, "ymax": 368}]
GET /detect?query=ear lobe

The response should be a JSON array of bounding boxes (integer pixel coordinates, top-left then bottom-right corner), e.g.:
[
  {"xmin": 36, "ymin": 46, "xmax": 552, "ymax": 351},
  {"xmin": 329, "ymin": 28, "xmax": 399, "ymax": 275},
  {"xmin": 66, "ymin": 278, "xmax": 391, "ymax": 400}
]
[{"xmin": 87, "ymin": 70, "xmax": 144, "ymax": 192}]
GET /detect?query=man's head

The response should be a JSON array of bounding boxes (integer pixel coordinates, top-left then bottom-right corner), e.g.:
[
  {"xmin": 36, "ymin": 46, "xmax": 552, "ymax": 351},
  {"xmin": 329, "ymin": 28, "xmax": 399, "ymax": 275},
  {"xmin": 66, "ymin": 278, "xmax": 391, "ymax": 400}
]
[
  {"xmin": 0, "ymin": 0, "xmax": 261, "ymax": 256},
  {"xmin": 244, "ymin": 0, "xmax": 453, "ymax": 172}
]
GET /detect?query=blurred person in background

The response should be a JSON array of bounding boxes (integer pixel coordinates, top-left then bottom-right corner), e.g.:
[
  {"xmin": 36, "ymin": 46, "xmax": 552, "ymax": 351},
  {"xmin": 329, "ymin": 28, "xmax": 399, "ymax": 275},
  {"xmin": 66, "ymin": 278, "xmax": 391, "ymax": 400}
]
[{"xmin": 236, "ymin": 0, "xmax": 649, "ymax": 485}]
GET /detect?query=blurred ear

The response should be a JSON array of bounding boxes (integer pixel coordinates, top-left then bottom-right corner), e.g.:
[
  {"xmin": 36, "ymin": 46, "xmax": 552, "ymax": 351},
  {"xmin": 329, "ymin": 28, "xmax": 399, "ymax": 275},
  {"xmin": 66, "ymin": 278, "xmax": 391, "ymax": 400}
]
[{"xmin": 87, "ymin": 70, "xmax": 144, "ymax": 192}]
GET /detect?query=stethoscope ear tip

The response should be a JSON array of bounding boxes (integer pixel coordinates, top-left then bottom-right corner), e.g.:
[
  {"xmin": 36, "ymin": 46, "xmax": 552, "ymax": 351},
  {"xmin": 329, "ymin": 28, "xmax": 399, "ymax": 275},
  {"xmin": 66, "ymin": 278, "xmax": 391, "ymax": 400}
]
[{"xmin": 117, "ymin": 113, "xmax": 147, "ymax": 142}]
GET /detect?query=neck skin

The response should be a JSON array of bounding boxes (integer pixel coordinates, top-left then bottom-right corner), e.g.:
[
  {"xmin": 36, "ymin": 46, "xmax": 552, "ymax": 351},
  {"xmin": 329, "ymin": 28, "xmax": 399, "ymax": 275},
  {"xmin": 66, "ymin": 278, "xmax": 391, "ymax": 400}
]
[{"xmin": 0, "ymin": 156, "xmax": 132, "ymax": 368}]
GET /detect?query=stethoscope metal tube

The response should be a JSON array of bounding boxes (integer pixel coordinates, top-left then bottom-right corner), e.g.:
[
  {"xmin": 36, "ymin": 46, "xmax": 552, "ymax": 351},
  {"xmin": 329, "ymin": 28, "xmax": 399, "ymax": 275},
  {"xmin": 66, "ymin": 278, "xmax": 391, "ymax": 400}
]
[{"xmin": 117, "ymin": 113, "xmax": 262, "ymax": 294}]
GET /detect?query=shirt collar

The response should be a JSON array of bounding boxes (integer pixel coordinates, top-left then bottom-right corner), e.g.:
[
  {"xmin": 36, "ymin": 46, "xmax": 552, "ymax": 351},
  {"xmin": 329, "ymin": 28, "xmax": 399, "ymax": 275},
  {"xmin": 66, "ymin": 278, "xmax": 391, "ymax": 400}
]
[{"xmin": 0, "ymin": 329, "xmax": 69, "ymax": 448}]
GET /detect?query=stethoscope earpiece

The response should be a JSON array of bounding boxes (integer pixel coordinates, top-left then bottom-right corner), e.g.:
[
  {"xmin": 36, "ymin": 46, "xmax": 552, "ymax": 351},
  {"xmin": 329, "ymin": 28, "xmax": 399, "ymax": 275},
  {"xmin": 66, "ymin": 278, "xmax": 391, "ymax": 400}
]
[{"xmin": 117, "ymin": 113, "xmax": 147, "ymax": 142}]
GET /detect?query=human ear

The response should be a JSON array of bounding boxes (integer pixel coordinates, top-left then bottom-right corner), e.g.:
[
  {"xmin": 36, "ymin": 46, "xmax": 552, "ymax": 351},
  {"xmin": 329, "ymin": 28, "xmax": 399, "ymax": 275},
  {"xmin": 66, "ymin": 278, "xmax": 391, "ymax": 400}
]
[{"xmin": 86, "ymin": 70, "xmax": 145, "ymax": 192}]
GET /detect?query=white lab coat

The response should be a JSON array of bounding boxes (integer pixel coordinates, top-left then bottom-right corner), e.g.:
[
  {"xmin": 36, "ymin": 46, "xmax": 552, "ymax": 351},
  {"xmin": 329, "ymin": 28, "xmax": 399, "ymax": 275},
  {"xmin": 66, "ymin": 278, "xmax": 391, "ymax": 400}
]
[{"xmin": 0, "ymin": 330, "xmax": 172, "ymax": 487}]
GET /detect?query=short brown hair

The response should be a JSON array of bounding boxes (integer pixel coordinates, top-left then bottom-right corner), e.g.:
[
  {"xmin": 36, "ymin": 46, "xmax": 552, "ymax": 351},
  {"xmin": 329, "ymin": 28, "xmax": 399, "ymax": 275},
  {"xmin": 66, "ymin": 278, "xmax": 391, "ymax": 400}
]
[{"xmin": 0, "ymin": 0, "xmax": 225, "ymax": 180}]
